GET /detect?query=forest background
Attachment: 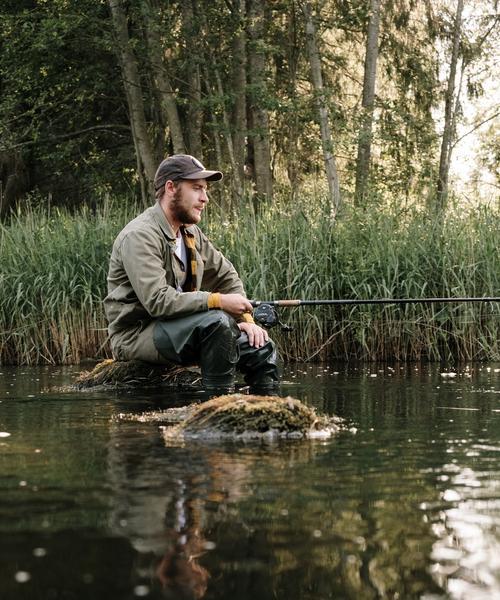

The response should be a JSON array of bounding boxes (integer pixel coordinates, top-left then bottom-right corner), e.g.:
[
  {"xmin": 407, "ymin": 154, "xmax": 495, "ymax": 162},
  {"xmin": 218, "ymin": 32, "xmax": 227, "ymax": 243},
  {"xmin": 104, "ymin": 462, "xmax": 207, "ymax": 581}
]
[{"xmin": 0, "ymin": 0, "xmax": 498, "ymax": 365}]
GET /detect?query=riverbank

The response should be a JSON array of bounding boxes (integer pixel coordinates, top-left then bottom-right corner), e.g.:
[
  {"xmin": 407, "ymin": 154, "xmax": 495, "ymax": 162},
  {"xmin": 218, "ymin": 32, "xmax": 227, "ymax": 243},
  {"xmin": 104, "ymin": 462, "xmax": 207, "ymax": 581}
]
[{"xmin": 0, "ymin": 196, "xmax": 498, "ymax": 364}]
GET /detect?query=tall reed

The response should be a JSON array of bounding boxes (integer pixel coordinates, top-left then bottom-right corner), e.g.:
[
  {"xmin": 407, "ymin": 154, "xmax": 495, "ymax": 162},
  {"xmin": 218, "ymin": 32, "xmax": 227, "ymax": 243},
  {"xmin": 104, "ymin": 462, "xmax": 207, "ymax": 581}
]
[
  {"xmin": 0, "ymin": 195, "xmax": 498, "ymax": 364},
  {"xmin": 207, "ymin": 199, "xmax": 499, "ymax": 362},
  {"xmin": 0, "ymin": 198, "xmax": 136, "ymax": 364}
]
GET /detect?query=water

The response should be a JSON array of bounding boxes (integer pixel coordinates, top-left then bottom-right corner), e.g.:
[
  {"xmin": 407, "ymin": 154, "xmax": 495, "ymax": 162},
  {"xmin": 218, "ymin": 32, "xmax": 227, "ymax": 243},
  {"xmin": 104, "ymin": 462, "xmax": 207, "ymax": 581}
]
[{"xmin": 1, "ymin": 363, "xmax": 500, "ymax": 600}]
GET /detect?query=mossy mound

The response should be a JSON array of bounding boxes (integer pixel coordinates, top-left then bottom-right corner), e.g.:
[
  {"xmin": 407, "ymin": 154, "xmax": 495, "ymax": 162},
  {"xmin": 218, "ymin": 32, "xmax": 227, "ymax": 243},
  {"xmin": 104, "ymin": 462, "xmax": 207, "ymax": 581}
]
[
  {"xmin": 72, "ymin": 359, "xmax": 201, "ymax": 390},
  {"xmin": 159, "ymin": 394, "xmax": 341, "ymax": 441}
]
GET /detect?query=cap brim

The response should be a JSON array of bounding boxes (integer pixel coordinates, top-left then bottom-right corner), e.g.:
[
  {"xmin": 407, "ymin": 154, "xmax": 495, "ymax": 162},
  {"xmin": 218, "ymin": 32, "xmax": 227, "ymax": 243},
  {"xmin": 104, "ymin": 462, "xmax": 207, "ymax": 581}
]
[{"xmin": 183, "ymin": 169, "xmax": 223, "ymax": 182}]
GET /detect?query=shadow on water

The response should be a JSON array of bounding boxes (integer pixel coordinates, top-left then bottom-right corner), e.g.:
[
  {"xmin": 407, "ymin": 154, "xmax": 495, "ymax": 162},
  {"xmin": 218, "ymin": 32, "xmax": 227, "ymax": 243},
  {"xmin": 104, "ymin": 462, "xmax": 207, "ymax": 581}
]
[{"xmin": 0, "ymin": 362, "xmax": 500, "ymax": 599}]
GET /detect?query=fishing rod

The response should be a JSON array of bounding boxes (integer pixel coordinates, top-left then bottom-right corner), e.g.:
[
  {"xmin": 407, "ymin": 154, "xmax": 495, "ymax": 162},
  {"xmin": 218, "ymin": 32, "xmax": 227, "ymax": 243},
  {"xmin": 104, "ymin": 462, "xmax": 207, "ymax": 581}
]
[{"xmin": 250, "ymin": 296, "xmax": 500, "ymax": 330}]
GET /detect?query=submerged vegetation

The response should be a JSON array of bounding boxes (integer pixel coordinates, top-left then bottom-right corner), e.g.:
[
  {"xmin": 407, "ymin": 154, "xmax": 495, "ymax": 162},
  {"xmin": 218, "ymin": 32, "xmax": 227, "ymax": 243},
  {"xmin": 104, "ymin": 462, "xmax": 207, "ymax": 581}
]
[{"xmin": 0, "ymin": 195, "xmax": 498, "ymax": 365}]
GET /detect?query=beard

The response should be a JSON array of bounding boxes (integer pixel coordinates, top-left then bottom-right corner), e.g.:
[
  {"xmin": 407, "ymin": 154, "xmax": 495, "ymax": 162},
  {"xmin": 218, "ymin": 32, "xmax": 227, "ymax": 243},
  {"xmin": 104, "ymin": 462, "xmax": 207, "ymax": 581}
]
[{"xmin": 171, "ymin": 185, "xmax": 197, "ymax": 225}]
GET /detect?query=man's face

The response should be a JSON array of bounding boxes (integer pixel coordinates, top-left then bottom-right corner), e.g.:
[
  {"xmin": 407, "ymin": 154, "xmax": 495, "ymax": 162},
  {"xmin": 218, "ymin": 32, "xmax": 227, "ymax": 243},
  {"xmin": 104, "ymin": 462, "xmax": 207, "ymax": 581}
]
[{"xmin": 170, "ymin": 179, "xmax": 209, "ymax": 226}]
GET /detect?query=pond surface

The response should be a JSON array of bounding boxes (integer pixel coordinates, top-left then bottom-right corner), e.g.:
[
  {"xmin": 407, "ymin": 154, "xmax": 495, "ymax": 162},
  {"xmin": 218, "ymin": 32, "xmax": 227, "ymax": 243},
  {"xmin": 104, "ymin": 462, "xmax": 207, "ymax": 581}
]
[{"xmin": 1, "ymin": 363, "xmax": 500, "ymax": 600}]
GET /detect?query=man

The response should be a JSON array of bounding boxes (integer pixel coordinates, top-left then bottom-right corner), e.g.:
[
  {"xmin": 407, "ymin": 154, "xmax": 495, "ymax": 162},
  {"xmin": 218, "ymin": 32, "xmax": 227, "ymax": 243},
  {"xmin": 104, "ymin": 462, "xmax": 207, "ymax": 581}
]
[{"xmin": 104, "ymin": 154, "xmax": 279, "ymax": 393}]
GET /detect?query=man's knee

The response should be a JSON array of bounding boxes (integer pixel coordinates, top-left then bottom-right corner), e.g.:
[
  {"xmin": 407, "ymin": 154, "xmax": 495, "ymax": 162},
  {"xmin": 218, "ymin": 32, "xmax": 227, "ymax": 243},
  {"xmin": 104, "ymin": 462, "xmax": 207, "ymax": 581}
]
[
  {"xmin": 202, "ymin": 310, "xmax": 238, "ymax": 333},
  {"xmin": 156, "ymin": 311, "xmax": 242, "ymax": 364},
  {"xmin": 196, "ymin": 311, "xmax": 239, "ymax": 346},
  {"xmin": 237, "ymin": 334, "xmax": 279, "ymax": 375},
  {"xmin": 237, "ymin": 332, "xmax": 276, "ymax": 358}
]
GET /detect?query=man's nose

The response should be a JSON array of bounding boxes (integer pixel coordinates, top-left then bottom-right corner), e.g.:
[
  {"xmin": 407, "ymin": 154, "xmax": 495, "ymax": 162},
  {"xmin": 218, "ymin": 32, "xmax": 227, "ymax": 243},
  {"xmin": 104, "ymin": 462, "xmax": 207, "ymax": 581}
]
[{"xmin": 200, "ymin": 188, "xmax": 209, "ymax": 202}]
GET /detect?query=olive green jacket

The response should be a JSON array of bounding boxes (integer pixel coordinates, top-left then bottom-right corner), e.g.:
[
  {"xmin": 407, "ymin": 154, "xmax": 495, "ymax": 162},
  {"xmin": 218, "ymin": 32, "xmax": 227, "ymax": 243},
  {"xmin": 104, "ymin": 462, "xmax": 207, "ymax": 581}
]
[{"xmin": 104, "ymin": 202, "xmax": 246, "ymax": 362}]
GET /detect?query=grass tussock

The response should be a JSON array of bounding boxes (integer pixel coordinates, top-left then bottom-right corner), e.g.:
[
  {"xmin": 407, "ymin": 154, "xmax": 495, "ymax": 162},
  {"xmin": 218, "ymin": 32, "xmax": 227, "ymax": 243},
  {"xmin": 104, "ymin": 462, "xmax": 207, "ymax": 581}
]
[
  {"xmin": 161, "ymin": 394, "xmax": 339, "ymax": 440},
  {"xmin": 0, "ymin": 195, "xmax": 498, "ymax": 365}
]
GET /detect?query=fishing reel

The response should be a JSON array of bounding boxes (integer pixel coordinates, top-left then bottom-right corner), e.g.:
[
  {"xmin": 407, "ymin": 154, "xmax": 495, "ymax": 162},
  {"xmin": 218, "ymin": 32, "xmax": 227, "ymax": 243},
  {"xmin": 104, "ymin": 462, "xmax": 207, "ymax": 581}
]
[{"xmin": 253, "ymin": 303, "xmax": 293, "ymax": 331}]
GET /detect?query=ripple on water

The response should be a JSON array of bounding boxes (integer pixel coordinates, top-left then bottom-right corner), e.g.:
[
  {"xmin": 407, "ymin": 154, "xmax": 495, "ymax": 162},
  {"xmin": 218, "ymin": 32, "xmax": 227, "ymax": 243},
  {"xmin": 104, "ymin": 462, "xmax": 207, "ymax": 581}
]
[{"xmin": 427, "ymin": 461, "xmax": 500, "ymax": 598}]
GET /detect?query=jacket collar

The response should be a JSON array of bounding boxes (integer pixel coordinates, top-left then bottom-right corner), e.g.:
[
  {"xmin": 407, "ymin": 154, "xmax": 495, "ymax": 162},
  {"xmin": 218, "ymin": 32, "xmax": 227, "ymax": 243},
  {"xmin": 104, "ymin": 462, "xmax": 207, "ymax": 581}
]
[{"xmin": 153, "ymin": 202, "xmax": 174, "ymax": 240}]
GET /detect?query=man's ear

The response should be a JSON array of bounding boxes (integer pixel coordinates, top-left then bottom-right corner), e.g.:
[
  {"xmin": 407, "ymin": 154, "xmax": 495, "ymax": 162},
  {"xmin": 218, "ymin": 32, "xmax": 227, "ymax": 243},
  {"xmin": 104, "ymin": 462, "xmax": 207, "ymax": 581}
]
[{"xmin": 165, "ymin": 180, "xmax": 177, "ymax": 194}]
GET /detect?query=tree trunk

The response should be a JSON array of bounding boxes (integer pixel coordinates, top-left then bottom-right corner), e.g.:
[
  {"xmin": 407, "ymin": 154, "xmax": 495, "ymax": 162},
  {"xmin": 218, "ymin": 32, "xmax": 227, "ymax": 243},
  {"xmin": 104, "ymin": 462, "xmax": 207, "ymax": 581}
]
[
  {"xmin": 232, "ymin": 0, "xmax": 248, "ymax": 192},
  {"xmin": 208, "ymin": 89, "xmax": 224, "ymax": 168},
  {"xmin": 0, "ymin": 151, "xmax": 30, "ymax": 219},
  {"xmin": 200, "ymin": 66, "xmax": 223, "ymax": 172},
  {"xmin": 198, "ymin": 8, "xmax": 244, "ymax": 207},
  {"xmin": 302, "ymin": 0, "xmax": 341, "ymax": 217},
  {"xmin": 215, "ymin": 68, "xmax": 244, "ymax": 205},
  {"xmin": 141, "ymin": 0, "xmax": 186, "ymax": 155},
  {"xmin": 285, "ymin": 5, "xmax": 301, "ymax": 196},
  {"xmin": 200, "ymin": 65, "xmax": 229, "ymax": 213},
  {"xmin": 247, "ymin": 0, "xmax": 273, "ymax": 201},
  {"xmin": 354, "ymin": 0, "xmax": 381, "ymax": 206},
  {"xmin": 108, "ymin": 0, "xmax": 156, "ymax": 195},
  {"xmin": 181, "ymin": 0, "xmax": 203, "ymax": 159},
  {"xmin": 436, "ymin": 0, "xmax": 464, "ymax": 209}
]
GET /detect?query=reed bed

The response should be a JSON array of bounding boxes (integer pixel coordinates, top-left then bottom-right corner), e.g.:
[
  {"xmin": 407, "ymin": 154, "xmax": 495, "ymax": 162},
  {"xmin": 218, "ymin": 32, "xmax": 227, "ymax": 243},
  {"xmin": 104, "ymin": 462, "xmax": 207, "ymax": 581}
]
[
  {"xmin": 0, "ymin": 195, "xmax": 498, "ymax": 365},
  {"xmin": 0, "ymin": 199, "xmax": 136, "ymax": 365}
]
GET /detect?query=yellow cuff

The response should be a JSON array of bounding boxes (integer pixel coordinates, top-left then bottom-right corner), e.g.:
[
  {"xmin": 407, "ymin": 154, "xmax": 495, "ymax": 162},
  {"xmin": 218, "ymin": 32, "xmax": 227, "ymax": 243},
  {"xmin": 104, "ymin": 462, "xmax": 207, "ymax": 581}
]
[
  {"xmin": 240, "ymin": 312, "xmax": 255, "ymax": 324},
  {"xmin": 207, "ymin": 292, "xmax": 222, "ymax": 309}
]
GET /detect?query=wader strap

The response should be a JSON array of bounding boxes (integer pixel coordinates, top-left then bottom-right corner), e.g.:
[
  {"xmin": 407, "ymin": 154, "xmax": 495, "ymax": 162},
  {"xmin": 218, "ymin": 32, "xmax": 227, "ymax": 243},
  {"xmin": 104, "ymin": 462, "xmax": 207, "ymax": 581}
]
[{"xmin": 180, "ymin": 227, "xmax": 198, "ymax": 292}]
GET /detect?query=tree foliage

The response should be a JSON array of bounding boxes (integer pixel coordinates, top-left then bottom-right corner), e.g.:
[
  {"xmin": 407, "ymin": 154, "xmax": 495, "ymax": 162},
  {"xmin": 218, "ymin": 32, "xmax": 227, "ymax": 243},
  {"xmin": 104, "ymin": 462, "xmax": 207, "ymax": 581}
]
[
  {"xmin": 0, "ymin": 0, "xmax": 133, "ymax": 212},
  {"xmin": 0, "ymin": 0, "xmax": 497, "ymax": 215}
]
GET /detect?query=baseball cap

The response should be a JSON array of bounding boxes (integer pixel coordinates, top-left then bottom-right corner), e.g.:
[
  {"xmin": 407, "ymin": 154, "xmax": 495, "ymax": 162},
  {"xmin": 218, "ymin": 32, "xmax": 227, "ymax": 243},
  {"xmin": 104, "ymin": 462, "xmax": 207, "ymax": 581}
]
[{"xmin": 154, "ymin": 154, "xmax": 223, "ymax": 190}]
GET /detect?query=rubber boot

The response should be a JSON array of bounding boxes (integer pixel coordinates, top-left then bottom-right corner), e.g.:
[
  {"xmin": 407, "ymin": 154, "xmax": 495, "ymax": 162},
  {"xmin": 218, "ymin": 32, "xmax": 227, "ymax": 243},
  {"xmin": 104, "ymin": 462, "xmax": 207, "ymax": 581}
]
[{"xmin": 236, "ymin": 333, "xmax": 280, "ymax": 395}]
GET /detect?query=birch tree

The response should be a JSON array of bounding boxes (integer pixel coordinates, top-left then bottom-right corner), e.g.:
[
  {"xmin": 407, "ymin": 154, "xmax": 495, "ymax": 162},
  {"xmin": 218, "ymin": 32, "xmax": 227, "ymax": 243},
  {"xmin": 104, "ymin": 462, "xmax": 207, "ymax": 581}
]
[
  {"xmin": 247, "ymin": 0, "xmax": 273, "ymax": 201},
  {"xmin": 141, "ymin": 0, "xmax": 186, "ymax": 155},
  {"xmin": 108, "ymin": 0, "xmax": 156, "ymax": 200},
  {"xmin": 355, "ymin": 0, "xmax": 381, "ymax": 205},
  {"xmin": 181, "ymin": 0, "xmax": 203, "ymax": 159},
  {"xmin": 198, "ymin": 9, "xmax": 244, "ymax": 207},
  {"xmin": 302, "ymin": 0, "xmax": 341, "ymax": 216},
  {"xmin": 231, "ymin": 0, "xmax": 248, "ymax": 191},
  {"xmin": 436, "ymin": 0, "xmax": 464, "ymax": 209}
]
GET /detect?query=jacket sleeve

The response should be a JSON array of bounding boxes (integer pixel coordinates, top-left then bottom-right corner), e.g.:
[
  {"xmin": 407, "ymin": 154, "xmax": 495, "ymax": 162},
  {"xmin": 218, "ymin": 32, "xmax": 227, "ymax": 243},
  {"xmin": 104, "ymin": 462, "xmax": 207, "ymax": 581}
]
[
  {"xmin": 197, "ymin": 229, "xmax": 246, "ymax": 295},
  {"xmin": 120, "ymin": 228, "xmax": 210, "ymax": 318}
]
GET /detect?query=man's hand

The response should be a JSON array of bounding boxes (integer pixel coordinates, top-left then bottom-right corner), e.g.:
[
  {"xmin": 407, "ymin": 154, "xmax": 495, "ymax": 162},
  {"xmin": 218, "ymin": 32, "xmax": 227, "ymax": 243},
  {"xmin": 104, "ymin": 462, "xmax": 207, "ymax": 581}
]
[
  {"xmin": 238, "ymin": 322, "xmax": 269, "ymax": 348},
  {"xmin": 219, "ymin": 293, "xmax": 254, "ymax": 317}
]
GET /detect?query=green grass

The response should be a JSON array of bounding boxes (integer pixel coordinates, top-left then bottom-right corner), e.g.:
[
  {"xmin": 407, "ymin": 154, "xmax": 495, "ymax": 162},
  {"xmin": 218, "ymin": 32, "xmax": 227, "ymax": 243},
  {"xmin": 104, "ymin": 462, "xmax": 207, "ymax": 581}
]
[{"xmin": 0, "ymin": 195, "xmax": 498, "ymax": 364}]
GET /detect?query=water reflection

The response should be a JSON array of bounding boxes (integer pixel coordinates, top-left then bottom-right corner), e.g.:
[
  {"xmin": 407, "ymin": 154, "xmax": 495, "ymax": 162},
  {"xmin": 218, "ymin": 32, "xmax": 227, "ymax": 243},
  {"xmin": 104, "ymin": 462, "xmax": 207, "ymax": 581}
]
[
  {"xmin": 0, "ymin": 363, "xmax": 499, "ymax": 599},
  {"xmin": 154, "ymin": 496, "xmax": 211, "ymax": 599},
  {"xmin": 426, "ymin": 462, "xmax": 500, "ymax": 598},
  {"xmin": 106, "ymin": 411, "xmax": 446, "ymax": 599},
  {"xmin": 107, "ymin": 416, "xmax": 339, "ymax": 599}
]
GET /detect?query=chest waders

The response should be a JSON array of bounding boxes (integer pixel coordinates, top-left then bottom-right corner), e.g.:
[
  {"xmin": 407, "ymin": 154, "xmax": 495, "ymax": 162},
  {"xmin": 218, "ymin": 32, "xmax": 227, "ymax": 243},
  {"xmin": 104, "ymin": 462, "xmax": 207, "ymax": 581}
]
[{"xmin": 153, "ymin": 311, "xmax": 279, "ymax": 394}]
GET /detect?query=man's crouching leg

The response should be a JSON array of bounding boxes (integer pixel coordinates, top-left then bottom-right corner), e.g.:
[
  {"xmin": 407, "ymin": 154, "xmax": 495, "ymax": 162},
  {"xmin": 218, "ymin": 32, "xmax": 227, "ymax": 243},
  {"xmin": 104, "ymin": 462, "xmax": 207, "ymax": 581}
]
[
  {"xmin": 153, "ymin": 311, "xmax": 240, "ymax": 393},
  {"xmin": 237, "ymin": 333, "xmax": 280, "ymax": 394}
]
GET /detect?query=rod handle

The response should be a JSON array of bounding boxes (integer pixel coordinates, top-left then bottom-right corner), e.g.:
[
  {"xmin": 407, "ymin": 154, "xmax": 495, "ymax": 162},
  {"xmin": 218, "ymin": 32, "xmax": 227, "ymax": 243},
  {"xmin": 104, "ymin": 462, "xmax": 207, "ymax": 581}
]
[{"xmin": 251, "ymin": 300, "xmax": 301, "ymax": 307}]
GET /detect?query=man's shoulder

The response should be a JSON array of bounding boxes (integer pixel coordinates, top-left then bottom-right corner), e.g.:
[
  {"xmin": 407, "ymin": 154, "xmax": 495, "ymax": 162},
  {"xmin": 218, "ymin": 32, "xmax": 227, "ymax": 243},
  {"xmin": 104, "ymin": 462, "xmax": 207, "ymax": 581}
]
[{"xmin": 115, "ymin": 206, "xmax": 161, "ymax": 243}]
